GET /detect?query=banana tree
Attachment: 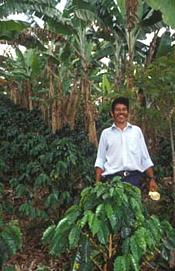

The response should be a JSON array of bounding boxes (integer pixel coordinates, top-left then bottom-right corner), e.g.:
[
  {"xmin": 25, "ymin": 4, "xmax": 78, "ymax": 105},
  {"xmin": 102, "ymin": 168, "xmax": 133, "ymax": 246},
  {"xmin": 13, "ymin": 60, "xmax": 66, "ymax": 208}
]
[
  {"xmin": 95, "ymin": 0, "xmax": 164, "ymax": 89},
  {"xmin": 0, "ymin": 0, "xmax": 59, "ymax": 112},
  {"xmin": 43, "ymin": 41, "xmax": 81, "ymax": 133},
  {"xmin": 42, "ymin": 2, "xmax": 104, "ymax": 145},
  {"xmin": 1, "ymin": 47, "xmax": 46, "ymax": 110},
  {"xmin": 67, "ymin": 0, "xmax": 165, "ymax": 92},
  {"xmin": 0, "ymin": 22, "xmax": 85, "ymax": 136},
  {"xmin": 0, "ymin": 0, "xmax": 101, "ymax": 143},
  {"xmin": 72, "ymin": 23, "xmax": 98, "ymax": 146}
]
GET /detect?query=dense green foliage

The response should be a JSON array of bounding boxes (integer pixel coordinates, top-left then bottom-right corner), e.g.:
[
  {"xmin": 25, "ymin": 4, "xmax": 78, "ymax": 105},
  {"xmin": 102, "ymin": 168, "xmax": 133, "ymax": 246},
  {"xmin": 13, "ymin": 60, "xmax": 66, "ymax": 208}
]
[
  {"xmin": 0, "ymin": 183, "xmax": 22, "ymax": 269},
  {"xmin": 0, "ymin": 94, "xmax": 96, "ymax": 222},
  {"xmin": 43, "ymin": 178, "xmax": 175, "ymax": 270},
  {"xmin": 0, "ymin": 216, "xmax": 22, "ymax": 269}
]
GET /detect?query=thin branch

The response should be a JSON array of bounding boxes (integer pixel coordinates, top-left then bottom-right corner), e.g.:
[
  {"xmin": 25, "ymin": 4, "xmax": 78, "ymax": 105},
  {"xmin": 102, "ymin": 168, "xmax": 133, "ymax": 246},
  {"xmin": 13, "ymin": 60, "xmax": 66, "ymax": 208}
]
[
  {"xmin": 109, "ymin": 234, "xmax": 113, "ymax": 258},
  {"xmin": 144, "ymin": 260, "xmax": 156, "ymax": 270},
  {"xmin": 88, "ymin": 235, "xmax": 108, "ymax": 260},
  {"xmin": 91, "ymin": 257, "xmax": 103, "ymax": 271}
]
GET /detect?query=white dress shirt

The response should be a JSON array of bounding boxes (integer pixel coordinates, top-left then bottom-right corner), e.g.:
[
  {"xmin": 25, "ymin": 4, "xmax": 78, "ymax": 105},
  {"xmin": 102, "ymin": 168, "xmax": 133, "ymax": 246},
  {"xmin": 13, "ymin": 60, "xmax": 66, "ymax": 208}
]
[{"xmin": 95, "ymin": 122, "xmax": 153, "ymax": 176}]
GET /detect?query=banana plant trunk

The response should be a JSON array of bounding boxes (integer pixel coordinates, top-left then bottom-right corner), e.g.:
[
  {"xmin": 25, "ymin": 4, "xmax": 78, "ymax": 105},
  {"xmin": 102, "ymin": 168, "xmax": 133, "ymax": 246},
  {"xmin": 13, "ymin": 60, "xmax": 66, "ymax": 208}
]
[
  {"xmin": 10, "ymin": 82, "xmax": 20, "ymax": 105},
  {"xmin": 81, "ymin": 77, "xmax": 98, "ymax": 146},
  {"xmin": 65, "ymin": 78, "xmax": 80, "ymax": 129},
  {"xmin": 26, "ymin": 79, "xmax": 33, "ymax": 111},
  {"xmin": 47, "ymin": 60, "xmax": 63, "ymax": 133},
  {"xmin": 22, "ymin": 80, "xmax": 30, "ymax": 109},
  {"xmin": 56, "ymin": 80, "xmax": 63, "ymax": 131},
  {"xmin": 49, "ymin": 71, "xmax": 63, "ymax": 133},
  {"xmin": 127, "ymin": 31, "xmax": 134, "ymax": 89}
]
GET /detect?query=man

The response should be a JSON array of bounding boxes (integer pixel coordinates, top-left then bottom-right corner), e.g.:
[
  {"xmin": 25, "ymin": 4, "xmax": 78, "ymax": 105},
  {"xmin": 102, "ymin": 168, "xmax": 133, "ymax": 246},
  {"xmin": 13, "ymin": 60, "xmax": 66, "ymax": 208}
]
[{"xmin": 95, "ymin": 97, "xmax": 157, "ymax": 191}]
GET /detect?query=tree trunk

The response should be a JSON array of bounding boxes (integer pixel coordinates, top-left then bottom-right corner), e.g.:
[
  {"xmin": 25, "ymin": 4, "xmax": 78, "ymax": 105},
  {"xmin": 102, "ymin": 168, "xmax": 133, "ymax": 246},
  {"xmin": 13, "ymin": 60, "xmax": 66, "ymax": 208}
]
[
  {"xmin": 10, "ymin": 82, "xmax": 20, "ymax": 105},
  {"xmin": 127, "ymin": 32, "xmax": 134, "ymax": 89},
  {"xmin": 65, "ymin": 79, "xmax": 80, "ymax": 129},
  {"xmin": 41, "ymin": 104, "xmax": 50, "ymax": 127},
  {"xmin": 10, "ymin": 86, "xmax": 17, "ymax": 104},
  {"xmin": 125, "ymin": 0, "xmax": 139, "ymax": 90},
  {"xmin": 56, "ymin": 80, "xmax": 63, "ymax": 131},
  {"xmin": 26, "ymin": 79, "xmax": 33, "ymax": 111},
  {"xmin": 22, "ymin": 81, "xmax": 29, "ymax": 109},
  {"xmin": 47, "ymin": 61, "xmax": 63, "ymax": 133},
  {"xmin": 81, "ymin": 77, "xmax": 98, "ymax": 146}
]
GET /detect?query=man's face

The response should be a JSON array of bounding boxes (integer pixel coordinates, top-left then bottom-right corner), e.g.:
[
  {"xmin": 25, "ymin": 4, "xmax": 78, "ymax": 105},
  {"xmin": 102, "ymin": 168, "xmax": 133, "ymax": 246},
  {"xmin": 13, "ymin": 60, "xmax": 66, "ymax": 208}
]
[{"xmin": 111, "ymin": 103, "xmax": 129, "ymax": 125}]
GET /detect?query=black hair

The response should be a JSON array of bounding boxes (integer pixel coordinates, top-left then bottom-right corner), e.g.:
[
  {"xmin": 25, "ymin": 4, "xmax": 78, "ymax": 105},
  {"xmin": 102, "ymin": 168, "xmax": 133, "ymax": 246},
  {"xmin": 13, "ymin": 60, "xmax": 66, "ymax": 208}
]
[{"xmin": 111, "ymin": 97, "xmax": 129, "ymax": 113}]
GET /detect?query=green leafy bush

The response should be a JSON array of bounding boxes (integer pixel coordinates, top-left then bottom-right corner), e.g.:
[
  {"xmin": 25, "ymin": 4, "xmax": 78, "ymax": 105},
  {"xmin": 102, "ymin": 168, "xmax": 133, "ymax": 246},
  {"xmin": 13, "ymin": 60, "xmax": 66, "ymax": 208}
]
[
  {"xmin": 43, "ymin": 178, "xmax": 175, "ymax": 270},
  {"xmin": 0, "ymin": 94, "xmax": 95, "ymax": 221},
  {"xmin": 0, "ymin": 213, "xmax": 22, "ymax": 269}
]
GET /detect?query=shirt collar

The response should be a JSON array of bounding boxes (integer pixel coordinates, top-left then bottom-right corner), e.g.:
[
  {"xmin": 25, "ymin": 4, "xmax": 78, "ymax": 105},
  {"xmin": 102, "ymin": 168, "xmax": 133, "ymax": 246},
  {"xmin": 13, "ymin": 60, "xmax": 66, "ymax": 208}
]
[{"xmin": 111, "ymin": 122, "xmax": 132, "ymax": 129}]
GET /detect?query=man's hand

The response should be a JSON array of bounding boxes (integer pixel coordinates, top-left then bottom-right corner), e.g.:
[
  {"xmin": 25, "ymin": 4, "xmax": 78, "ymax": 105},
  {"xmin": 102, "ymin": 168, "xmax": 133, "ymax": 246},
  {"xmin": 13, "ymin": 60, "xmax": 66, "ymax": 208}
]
[
  {"xmin": 145, "ymin": 168, "xmax": 157, "ymax": 191},
  {"xmin": 95, "ymin": 167, "xmax": 104, "ymax": 183},
  {"xmin": 149, "ymin": 179, "xmax": 157, "ymax": 191}
]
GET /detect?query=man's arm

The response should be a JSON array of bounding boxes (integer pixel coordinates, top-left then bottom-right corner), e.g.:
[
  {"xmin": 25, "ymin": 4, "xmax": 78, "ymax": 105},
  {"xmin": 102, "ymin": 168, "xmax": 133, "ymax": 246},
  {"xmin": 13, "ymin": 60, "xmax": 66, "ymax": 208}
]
[
  {"xmin": 145, "ymin": 167, "xmax": 157, "ymax": 191},
  {"xmin": 94, "ymin": 130, "xmax": 106, "ymax": 183},
  {"xmin": 138, "ymin": 129, "xmax": 157, "ymax": 191},
  {"xmin": 95, "ymin": 167, "xmax": 104, "ymax": 183}
]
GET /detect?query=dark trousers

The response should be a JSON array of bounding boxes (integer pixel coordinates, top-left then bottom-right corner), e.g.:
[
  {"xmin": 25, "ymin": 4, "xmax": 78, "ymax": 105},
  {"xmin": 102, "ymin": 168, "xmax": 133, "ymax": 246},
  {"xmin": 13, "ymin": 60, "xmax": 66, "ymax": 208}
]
[{"xmin": 102, "ymin": 170, "xmax": 143, "ymax": 188}]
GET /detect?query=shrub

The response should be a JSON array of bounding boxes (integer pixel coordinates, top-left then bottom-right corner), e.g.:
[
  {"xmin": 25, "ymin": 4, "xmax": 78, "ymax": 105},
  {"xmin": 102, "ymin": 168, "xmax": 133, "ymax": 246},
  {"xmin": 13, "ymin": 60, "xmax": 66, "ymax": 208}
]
[
  {"xmin": 43, "ymin": 178, "xmax": 175, "ymax": 271},
  {"xmin": 0, "ymin": 214, "xmax": 22, "ymax": 269}
]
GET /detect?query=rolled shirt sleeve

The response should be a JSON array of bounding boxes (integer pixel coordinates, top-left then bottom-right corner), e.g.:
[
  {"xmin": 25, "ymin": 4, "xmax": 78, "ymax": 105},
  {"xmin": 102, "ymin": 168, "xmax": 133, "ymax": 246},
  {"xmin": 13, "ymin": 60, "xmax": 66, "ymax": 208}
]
[{"xmin": 94, "ymin": 130, "xmax": 107, "ymax": 170}]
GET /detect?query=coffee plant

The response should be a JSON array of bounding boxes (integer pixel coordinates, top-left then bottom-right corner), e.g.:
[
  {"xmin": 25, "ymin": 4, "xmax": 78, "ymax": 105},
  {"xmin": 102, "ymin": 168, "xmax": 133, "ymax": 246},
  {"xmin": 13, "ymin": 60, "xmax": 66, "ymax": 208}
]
[
  {"xmin": 0, "ymin": 94, "xmax": 96, "ymax": 221},
  {"xmin": 0, "ymin": 205, "xmax": 22, "ymax": 269},
  {"xmin": 43, "ymin": 178, "xmax": 175, "ymax": 271}
]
